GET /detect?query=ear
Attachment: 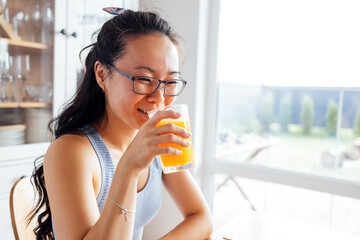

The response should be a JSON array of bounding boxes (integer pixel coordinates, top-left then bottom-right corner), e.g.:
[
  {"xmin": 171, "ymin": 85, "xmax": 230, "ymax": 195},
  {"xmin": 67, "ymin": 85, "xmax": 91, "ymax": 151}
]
[{"xmin": 94, "ymin": 61, "xmax": 108, "ymax": 90}]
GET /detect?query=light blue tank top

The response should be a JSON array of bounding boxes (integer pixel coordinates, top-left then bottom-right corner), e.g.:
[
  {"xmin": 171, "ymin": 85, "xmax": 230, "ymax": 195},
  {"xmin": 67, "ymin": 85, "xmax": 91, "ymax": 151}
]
[{"xmin": 52, "ymin": 125, "xmax": 163, "ymax": 240}]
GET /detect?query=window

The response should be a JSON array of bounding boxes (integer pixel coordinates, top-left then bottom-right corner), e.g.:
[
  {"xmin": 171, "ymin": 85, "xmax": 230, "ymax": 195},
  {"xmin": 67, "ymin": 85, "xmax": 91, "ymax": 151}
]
[{"xmin": 205, "ymin": 0, "xmax": 360, "ymax": 238}]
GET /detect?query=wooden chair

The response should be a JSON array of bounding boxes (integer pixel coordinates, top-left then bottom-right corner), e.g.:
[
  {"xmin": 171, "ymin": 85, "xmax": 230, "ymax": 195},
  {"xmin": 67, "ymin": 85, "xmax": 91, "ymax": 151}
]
[{"xmin": 9, "ymin": 176, "xmax": 38, "ymax": 240}]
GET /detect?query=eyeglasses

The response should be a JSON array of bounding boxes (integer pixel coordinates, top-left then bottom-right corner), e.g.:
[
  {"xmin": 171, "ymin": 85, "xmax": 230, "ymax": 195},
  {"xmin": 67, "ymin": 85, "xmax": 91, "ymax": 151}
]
[{"xmin": 107, "ymin": 64, "xmax": 187, "ymax": 97}]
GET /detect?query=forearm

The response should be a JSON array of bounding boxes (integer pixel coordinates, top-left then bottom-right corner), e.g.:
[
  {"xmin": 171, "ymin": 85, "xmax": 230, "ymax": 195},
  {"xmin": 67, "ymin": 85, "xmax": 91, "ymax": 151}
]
[
  {"xmin": 159, "ymin": 212, "xmax": 213, "ymax": 240},
  {"xmin": 84, "ymin": 165, "xmax": 139, "ymax": 240}
]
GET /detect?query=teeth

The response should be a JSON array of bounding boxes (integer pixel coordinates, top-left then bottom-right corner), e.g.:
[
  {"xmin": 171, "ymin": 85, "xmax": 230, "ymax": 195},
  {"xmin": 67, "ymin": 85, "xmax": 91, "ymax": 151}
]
[
  {"xmin": 138, "ymin": 109, "xmax": 150, "ymax": 114},
  {"xmin": 139, "ymin": 108, "xmax": 159, "ymax": 118}
]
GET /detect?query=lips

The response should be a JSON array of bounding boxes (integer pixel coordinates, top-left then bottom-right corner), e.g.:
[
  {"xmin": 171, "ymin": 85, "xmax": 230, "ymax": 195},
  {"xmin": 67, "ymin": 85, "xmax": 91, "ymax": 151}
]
[
  {"xmin": 137, "ymin": 108, "xmax": 158, "ymax": 118},
  {"xmin": 138, "ymin": 108, "xmax": 150, "ymax": 115}
]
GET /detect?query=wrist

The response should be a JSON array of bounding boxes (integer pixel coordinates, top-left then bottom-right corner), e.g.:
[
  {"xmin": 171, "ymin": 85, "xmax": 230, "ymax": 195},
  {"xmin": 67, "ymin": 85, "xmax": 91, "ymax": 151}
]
[
  {"xmin": 110, "ymin": 161, "xmax": 140, "ymax": 202},
  {"xmin": 116, "ymin": 159, "xmax": 141, "ymax": 178}
]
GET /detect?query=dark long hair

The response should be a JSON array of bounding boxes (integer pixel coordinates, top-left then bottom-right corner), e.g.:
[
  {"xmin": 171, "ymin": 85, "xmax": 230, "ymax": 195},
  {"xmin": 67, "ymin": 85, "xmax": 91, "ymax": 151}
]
[{"xmin": 29, "ymin": 10, "xmax": 182, "ymax": 239}]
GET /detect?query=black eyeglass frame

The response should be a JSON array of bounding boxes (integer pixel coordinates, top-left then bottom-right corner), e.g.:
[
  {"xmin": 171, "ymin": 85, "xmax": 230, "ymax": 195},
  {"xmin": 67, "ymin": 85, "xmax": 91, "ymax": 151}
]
[{"xmin": 107, "ymin": 64, "xmax": 187, "ymax": 96}]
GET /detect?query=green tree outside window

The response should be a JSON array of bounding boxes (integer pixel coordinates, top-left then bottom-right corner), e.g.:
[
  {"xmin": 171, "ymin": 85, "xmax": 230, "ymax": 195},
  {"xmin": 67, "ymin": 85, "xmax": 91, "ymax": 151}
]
[{"xmin": 301, "ymin": 95, "xmax": 314, "ymax": 135}]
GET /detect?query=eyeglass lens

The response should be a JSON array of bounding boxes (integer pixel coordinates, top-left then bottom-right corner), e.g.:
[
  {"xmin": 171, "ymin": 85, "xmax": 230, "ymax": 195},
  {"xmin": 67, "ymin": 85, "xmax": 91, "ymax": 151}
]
[{"xmin": 133, "ymin": 77, "xmax": 184, "ymax": 96}]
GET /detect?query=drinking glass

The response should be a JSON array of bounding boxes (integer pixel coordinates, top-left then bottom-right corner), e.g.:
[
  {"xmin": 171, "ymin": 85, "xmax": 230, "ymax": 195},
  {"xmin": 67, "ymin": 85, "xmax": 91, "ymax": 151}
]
[
  {"xmin": 10, "ymin": 55, "xmax": 30, "ymax": 102},
  {"xmin": 12, "ymin": 6, "xmax": 31, "ymax": 41},
  {"xmin": 10, "ymin": 54, "xmax": 30, "ymax": 78},
  {"xmin": 4, "ymin": 75, "xmax": 13, "ymax": 101},
  {"xmin": 39, "ymin": 81, "xmax": 52, "ymax": 102},
  {"xmin": 0, "ymin": 0, "xmax": 9, "ymax": 23},
  {"xmin": 10, "ymin": 55, "xmax": 22, "ymax": 79},
  {"xmin": 153, "ymin": 104, "xmax": 195, "ymax": 174},
  {"xmin": 21, "ymin": 55, "xmax": 30, "ymax": 79},
  {"xmin": 29, "ymin": 3, "xmax": 41, "ymax": 42},
  {"xmin": 40, "ymin": 2, "xmax": 54, "ymax": 45},
  {"xmin": 12, "ymin": 76, "xmax": 23, "ymax": 102},
  {"xmin": 0, "ymin": 52, "xmax": 11, "ymax": 102},
  {"xmin": 25, "ymin": 84, "xmax": 41, "ymax": 101},
  {"xmin": 12, "ymin": 10, "xmax": 23, "ymax": 37}
]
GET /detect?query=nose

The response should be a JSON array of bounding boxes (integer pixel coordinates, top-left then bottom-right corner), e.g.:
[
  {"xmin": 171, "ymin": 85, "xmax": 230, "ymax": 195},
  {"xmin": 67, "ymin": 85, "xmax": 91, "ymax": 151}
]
[{"xmin": 147, "ymin": 83, "xmax": 165, "ymax": 103}]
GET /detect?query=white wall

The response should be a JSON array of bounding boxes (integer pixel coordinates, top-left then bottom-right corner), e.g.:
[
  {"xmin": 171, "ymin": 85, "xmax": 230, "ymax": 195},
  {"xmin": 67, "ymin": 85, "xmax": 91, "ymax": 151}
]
[{"xmin": 138, "ymin": 0, "xmax": 210, "ymax": 239}]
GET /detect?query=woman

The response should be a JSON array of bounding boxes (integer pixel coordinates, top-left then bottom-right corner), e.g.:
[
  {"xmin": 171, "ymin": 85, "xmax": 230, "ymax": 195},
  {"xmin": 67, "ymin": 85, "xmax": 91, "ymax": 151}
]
[{"xmin": 30, "ymin": 9, "xmax": 213, "ymax": 240}]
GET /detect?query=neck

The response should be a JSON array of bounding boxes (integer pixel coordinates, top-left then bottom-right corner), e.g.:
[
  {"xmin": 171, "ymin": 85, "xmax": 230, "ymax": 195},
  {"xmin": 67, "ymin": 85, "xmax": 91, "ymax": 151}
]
[{"xmin": 95, "ymin": 115, "xmax": 138, "ymax": 153}]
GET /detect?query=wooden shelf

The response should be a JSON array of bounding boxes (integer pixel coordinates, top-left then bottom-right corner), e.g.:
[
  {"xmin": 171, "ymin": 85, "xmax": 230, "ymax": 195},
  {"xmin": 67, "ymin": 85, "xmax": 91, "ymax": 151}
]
[
  {"xmin": 0, "ymin": 102, "xmax": 50, "ymax": 108},
  {"xmin": 0, "ymin": 37, "xmax": 50, "ymax": 50},
  {"xmin": 0, "ymin": 5, "xmax": 50, "ymax": 50}
]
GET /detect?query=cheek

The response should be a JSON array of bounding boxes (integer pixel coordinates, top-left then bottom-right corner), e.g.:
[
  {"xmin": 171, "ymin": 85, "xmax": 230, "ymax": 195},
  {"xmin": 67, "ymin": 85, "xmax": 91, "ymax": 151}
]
[
  {"xmin": 111, "ymin": 90, "xmax": 136, "ymax": 107},
  {"xmin": 165, "ymin": 96, "xmax": 176, "ymax": 106},
  {"xmin": 106, "ymin": 80, "xmax": 134, "ymax": 106}
]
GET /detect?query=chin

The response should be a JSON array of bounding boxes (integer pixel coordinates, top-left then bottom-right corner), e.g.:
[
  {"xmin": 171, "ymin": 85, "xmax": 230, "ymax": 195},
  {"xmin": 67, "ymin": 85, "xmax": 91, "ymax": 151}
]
[{"xmin": 133, "ymin": 119, "xmax": 147, "ymax": 130}]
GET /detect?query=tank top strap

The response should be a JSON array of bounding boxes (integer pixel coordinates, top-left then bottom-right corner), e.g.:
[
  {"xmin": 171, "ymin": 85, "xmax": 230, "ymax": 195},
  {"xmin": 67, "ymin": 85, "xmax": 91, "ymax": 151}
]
[
  {"xmin": 152, "ymin": 156, "xmax": 163, "ymax": 175},
  {"xmin": 80, "ymin": 125, "xmax": 115, "ymax": 212}
]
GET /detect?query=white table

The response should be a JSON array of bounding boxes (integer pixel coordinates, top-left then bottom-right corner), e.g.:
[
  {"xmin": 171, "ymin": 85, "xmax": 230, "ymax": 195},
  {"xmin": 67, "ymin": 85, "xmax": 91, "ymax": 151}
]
[{"xmin": 211, "ymin": 211, "xmax": 359, "ymax": 240}]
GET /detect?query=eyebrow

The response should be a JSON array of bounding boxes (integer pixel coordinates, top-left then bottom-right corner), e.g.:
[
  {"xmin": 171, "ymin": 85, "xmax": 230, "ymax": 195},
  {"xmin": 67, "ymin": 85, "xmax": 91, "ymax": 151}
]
[{"xmin": 134, "ymin": 66, "xmax": 181, "ymax": 75}]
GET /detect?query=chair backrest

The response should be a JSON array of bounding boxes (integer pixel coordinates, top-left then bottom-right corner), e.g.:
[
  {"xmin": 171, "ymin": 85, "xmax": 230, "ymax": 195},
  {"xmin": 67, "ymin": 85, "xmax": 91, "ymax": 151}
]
[{"xmin": 9, "ymin": 176, "xmax": 38, "ymax": 240}]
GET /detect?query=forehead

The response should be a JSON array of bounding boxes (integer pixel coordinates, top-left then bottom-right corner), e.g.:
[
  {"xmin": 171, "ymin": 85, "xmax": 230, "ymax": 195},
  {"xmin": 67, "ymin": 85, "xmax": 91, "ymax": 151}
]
[{"xmin": 119, "ymin": 34, "xmax": 179, "ymax": 70}]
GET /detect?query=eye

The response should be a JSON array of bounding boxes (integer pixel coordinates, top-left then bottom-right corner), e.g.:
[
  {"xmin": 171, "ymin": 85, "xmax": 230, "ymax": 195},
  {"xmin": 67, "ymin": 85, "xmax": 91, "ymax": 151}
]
[
  {"xmin": 136, "ymin": 77, "xmax": 152, "ymax": 84},
  {"xmin": 166, "ymin": 80, "xmax": 180, "ymax": 85}
]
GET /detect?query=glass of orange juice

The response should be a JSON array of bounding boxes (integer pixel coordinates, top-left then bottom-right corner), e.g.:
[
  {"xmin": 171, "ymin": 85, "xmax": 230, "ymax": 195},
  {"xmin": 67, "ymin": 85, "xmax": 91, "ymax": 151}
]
[{"xmin": 155, "ymin": 104, "xmax": 194, "ymax": 174}]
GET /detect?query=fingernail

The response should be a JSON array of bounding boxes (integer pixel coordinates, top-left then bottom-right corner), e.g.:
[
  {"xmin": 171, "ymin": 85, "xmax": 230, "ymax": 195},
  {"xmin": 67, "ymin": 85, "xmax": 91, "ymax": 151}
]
[
  {"xmin": 187, "ymin": 131, "xmax": 192, "ymax": 137},
  {"xmin": 185, "ymin": 141, "xmax": 191, "ymax": 146},
  {"xmin": 177, "ymin": 150, "xmax": 183, "ymax": 155}
]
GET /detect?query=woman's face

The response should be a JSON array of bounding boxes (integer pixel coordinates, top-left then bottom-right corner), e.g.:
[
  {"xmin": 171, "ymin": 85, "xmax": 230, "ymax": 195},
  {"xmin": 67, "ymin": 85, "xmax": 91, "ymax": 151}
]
[{"xmin": 100, "ymin": 34, "xmax": 180, "ymax": 130}]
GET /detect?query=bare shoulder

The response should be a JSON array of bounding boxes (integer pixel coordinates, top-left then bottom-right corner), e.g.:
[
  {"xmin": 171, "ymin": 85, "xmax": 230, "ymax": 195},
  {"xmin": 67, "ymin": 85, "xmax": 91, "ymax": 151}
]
[
  {"xmin": 46, "ymin": 133, "xmax": 90, "ymax": 156},
  {"xmin": 44, "ymin": 133, "xmax": 96, "ymax": 175}
]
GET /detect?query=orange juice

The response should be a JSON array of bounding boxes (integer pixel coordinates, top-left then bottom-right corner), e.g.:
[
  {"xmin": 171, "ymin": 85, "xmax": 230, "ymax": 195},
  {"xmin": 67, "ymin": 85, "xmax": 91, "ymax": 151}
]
[{"xmin": 156, "ymin": 119, "xmax": 194, "ymax": 172}]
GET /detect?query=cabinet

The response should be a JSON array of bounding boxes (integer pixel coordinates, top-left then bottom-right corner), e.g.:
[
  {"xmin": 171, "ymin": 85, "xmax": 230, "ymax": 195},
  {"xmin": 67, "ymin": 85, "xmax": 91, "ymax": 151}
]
[{"xmin": 0, "ymin": 0, "xmax": 135, "ymax": 238}]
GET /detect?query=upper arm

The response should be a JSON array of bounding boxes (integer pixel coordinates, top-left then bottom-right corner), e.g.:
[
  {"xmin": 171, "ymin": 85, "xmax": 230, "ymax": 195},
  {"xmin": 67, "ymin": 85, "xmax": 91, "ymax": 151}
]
[
  {"xmin": 162, "ymin": 171, "xmax": 210, "ymax": 218},
  {"xmin": 44, "ymin": 135, "xmax": 100, "ymax": 239}
]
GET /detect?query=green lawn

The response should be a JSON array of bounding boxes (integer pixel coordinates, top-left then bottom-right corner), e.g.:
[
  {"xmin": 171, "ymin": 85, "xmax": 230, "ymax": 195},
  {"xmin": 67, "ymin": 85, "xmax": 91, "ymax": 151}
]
[{"xmin": 220, "ymin": 124, "xmax": 360, "ymax": 182}]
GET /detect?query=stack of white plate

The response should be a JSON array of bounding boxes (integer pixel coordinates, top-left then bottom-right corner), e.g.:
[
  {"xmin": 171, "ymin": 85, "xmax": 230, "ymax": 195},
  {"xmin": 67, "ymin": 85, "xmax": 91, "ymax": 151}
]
[
  {"xmin": 25, "ymin": 109, "xmax": 52, "ymax": 143},
  {"xmin": 0, "ymin": 124, "xmax": 26, "ymax": 146}
]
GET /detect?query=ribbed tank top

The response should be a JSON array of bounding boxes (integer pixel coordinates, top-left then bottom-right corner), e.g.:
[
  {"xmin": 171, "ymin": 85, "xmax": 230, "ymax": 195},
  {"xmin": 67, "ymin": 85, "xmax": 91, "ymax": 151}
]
[{"xmin": 52, "ymin": 125, "xmax": 163, "ymax": 240}]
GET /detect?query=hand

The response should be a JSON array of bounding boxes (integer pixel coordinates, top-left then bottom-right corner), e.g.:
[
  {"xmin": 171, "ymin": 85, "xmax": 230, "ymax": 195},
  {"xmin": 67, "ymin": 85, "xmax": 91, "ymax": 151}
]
[{"xmin": 119, "ymin": 109, "xmax": 192, "ymax": 173}]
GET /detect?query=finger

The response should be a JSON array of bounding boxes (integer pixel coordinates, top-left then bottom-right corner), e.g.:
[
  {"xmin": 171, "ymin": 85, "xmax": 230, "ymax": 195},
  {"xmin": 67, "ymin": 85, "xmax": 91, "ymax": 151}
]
[
  {"xmin": 153, "ymin": 123, "xmax": 191, "ymax": 139},
  {"xmin": 145, "ymin": 110, "xmax": 181, "ymax": 127},
  {"xmin": 155, "ymin": 133, "xmax": 191, "ymax": 147},
  {"xmin": 152, "ymin": 146, "xmax": 183, "ymax": 156}
]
